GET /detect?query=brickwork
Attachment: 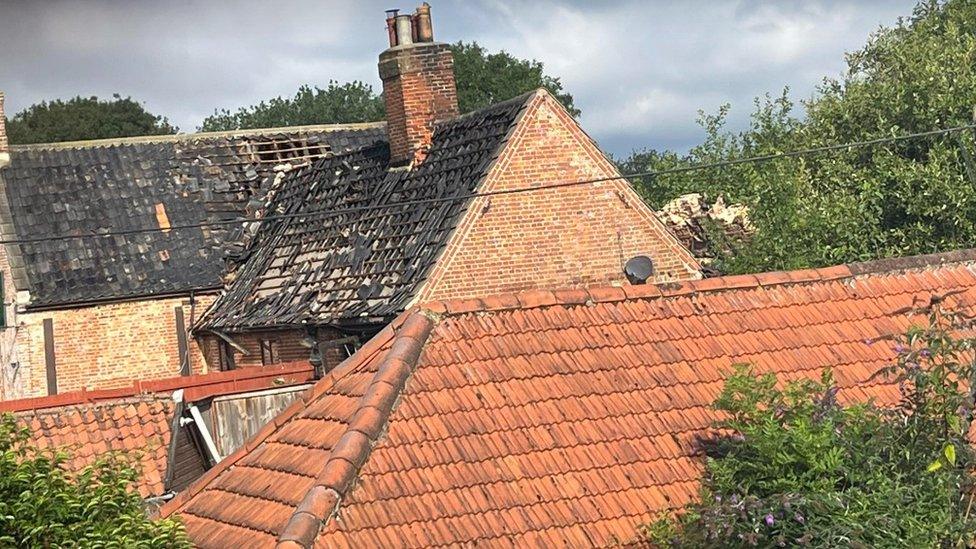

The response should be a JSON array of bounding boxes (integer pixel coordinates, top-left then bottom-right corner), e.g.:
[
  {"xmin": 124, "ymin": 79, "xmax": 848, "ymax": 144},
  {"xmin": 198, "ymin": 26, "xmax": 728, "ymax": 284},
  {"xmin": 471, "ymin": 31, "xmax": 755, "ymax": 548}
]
[
  {"xmin": 379, "ymin": 42, "xmax": 459, "ymax": 165},
  {"xmin": 0, "ymin": 229, "xmax": 19, "ymax": 399},
  {"xmin": 197, "ymin": 327, "xmax": 347, "ymax": 372},
  {"xmin": 0, "ymin": 91, "xmax": 8, "ymax": 157},
  {"xmin": 417, "ymin": 91, "xmax": 701, "ymax": 303},
  {"xmin": 4, "ymin": 294, "xmax": 216, "ymax": 399}
]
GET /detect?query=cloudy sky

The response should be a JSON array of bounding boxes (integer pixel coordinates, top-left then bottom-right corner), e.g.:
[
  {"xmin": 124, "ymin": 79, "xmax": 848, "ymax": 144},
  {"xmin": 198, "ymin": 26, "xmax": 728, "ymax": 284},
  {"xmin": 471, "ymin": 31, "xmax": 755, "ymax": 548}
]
[{"xmin": 0, "ymin": 0, "xmax": 915, "ymax": 156}]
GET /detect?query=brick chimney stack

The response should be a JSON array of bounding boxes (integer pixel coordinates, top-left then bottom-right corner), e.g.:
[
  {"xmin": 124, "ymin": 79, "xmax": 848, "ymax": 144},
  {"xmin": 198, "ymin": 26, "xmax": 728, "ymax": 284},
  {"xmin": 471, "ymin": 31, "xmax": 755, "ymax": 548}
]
[
  {"xmin": 0, "ymin": 92, "xmax": 9, "ymax": 168},
  {"xmin": 379, "ymin": 3, "xmax": 459, "ymax": 166}
]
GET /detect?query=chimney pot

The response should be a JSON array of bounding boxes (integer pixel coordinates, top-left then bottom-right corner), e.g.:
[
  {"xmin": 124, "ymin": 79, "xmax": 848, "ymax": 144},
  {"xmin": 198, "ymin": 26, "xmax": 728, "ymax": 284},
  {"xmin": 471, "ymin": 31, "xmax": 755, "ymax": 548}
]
[
  {"xmin": 415, "ymin": 3, "xmax": 433, "ymax": 42},
  {"xmin": 394, "ymin": 14, "xmax": 414, "ymax": 46},
  {"xmin": 385, "ymin": 10, "xmax": 399, "ymax": 47}
]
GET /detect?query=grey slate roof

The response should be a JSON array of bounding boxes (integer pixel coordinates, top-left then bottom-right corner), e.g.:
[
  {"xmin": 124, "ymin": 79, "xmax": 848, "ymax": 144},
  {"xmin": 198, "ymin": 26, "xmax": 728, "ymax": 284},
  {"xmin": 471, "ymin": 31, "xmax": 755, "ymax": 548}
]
[
  {"xmin": 0, "ymin": 124, "xmax": 386, "ymax": 308},
  {"xmin": 200, "ymin": 92, "xmax": 532, "ymax": 331}
]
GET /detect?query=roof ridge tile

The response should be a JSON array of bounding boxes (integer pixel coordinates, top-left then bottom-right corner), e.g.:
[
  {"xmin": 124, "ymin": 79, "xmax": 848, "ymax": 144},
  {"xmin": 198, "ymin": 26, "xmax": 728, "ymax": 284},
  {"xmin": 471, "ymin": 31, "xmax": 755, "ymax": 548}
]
[
  {"xmin": 416, "ymin": 247, "xmax": 976, "ymax": 319},
  {"xmin": 10, "ymin": 122, "xmax": 387, "ymax": 151},
  {"xmin": 273, "ymin": 311, "xmax": 435, "ymax": 548}
]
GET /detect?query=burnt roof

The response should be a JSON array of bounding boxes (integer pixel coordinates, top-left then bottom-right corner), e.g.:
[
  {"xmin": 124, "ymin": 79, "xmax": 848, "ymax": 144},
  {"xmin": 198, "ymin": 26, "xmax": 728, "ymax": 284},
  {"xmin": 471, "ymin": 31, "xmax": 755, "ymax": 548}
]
[
  {"xmin": 200, "ymin": 92, "xmax": 532, "ymax": 331},
  {"xmin": 0, "ymin": 124, "xmax": 386, "ymax": 308}
]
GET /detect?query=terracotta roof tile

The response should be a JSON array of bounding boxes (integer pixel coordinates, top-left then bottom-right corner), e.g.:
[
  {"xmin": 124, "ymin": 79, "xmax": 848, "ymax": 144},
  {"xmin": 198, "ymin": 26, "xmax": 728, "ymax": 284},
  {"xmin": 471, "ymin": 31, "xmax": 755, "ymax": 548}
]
[
  {"xmin": 0, "ymin": 363, "xmax": 316, "ymax": 501},
  {"xmin": 166, "ymin": 249, "xmax": 976, "ymax": 547},
  {"xmin": 13, "ymin": 396, "xmax": 173, "ymax": 497}
]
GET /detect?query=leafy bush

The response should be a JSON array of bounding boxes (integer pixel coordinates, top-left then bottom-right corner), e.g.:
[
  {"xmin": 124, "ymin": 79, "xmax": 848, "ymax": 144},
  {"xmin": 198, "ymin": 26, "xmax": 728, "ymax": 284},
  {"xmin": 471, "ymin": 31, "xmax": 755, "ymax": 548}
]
[
  {"xmin": 623, "ymin": 0, "xmax": 976, "ymax": 274},
  {"xmin": 0, "ymin": 414, "xmax": 188, "ymax": 548},
  {"xmin": 6, "ymin": 95, "xmax": 176, "ymax": 145},
  {"xmin": 646, "ymin": 303, "xmax": 976, "ymax": 547}
]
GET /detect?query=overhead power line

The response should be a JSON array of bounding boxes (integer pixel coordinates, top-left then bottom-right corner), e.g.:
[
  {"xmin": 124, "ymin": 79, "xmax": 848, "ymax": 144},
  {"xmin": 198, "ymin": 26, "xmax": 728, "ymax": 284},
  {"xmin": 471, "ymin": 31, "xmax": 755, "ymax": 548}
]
[{"xmin": 2, "ymin": 122, "xmax": 975, "ymax": 247}]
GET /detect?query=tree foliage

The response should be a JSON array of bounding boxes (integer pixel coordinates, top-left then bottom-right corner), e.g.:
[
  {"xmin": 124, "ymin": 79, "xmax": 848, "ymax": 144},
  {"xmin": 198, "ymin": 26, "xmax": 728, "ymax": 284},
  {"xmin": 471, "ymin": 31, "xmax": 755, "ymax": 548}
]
[
  {"xmin": 449, "ymin": 42, "xmax": 578, "ymax": 116},
  {"xmin": 6, "ymin": 94, "xmax": 176, "ymax": 145},
  {"xmin": 200, "ymin": 41, "xmax": 578, "ymax": 131},
  {"xmin": 622, "ymin": 0, "xmax": 976, "ymax": 274},
  {"xmin": 646, "ymin": 304, "xmax": 976, "ymax": 547},
  {"xmin": 0, "ymin": 414, "xmax": 189, "ymax": 548},
  {"xmin": 200, "ymin": 81, "xmax": 385, "ymax": 132}
]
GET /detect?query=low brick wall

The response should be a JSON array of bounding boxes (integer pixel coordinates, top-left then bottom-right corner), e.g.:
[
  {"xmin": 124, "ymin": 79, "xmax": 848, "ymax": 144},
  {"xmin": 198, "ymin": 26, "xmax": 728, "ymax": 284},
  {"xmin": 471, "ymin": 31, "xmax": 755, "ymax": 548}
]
[{"xmin": 3, "ymin": 293, "xmax": 216, "ymax": 399}]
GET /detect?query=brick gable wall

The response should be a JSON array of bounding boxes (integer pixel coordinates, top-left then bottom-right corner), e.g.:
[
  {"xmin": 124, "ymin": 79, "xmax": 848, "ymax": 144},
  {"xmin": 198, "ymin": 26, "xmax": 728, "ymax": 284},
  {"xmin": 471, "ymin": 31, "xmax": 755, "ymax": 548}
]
[
  {"xmin": 416, "ymin": 90, "xmax": 700, "ymax": 303},
  {"xmin": 2, "ymin": 294, "xmax": 215, "ymax": 399}
]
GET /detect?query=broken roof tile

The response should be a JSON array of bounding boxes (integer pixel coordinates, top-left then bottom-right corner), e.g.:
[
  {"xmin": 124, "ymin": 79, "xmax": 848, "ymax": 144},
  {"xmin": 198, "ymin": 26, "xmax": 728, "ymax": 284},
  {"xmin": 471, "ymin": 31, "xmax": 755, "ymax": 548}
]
[
  {"xmin": 0, "ymin": 125, "xmax": 385, "ymax": 307},
  {"xmin": 199, "ymin": 95, "xmax": 532, "ymax": 331}
]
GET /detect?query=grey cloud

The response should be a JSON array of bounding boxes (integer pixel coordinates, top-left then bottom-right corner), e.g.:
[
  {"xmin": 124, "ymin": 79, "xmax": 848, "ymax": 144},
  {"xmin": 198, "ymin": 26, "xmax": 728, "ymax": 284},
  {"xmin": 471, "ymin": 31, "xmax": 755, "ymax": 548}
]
[{"xmin": 0, "ymin": 0, "xmax": 915, "ymax": 155}]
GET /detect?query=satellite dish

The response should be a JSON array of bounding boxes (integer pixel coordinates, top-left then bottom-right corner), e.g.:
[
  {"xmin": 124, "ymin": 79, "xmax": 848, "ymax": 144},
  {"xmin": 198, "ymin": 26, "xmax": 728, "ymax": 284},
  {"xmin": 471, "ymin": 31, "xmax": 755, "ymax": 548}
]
[{"xmin": 624, "ymin": 255, "xmax": 654, "ymax": 285}]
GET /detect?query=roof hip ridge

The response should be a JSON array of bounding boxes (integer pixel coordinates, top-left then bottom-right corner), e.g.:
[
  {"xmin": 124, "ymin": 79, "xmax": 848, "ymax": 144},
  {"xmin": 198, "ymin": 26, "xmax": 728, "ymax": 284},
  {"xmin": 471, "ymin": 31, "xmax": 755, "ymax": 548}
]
[
  {"xmin": 9, "ymin": 121, "xmax": 387, "ymax": 151},
  {"xmin": 275, "ymin": 310, "xmax": 435, "ymax": 548},
  {"xmin": 417, "ymin": 247, "xmax": 976, "ymax": 316}
]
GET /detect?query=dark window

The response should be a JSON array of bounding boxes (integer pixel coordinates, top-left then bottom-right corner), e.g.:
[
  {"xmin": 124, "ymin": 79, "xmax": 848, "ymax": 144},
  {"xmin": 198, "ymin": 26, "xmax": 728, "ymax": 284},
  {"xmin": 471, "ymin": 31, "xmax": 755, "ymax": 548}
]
[
  {"xmin": 260, "ymin": 339, "xmax": 281, "ymax": 366},
  {"xmin": 218, "ymin": 340, "xmax": 236, "ymax": 371}
]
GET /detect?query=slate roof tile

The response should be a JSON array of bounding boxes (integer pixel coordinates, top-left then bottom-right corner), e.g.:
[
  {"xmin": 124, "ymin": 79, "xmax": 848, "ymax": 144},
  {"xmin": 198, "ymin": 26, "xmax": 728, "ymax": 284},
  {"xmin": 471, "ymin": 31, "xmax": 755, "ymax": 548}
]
[
  {"xmin": 0, "ymin": 125, "xmax": 385, "ymax": 307},
  {"xmin": 164, "ymin": 248, "xmax": 976, "ymax": 547},
  {"xmin": 200, "ymin": 94, "xmax": 532, "ymax": 331}
]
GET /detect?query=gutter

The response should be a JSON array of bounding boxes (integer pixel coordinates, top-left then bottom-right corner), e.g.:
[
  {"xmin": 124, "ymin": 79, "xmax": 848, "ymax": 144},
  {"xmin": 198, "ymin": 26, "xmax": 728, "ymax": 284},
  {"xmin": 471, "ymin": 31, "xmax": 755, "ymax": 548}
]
[{"xmin": 24, "ymin": 286, "xmax": 222, "ymax": 313}]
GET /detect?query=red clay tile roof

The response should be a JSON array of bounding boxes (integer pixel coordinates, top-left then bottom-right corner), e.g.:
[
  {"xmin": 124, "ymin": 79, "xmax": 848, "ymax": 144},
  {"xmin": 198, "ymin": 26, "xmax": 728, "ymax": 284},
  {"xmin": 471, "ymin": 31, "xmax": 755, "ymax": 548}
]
[
  {"xmin": 163, "ymin": 248, "xmax": 976, "ymax": 547},
  {"xmin": 1, "ymin": 362, "xmax": 315, "ymax": 498},
  {"xmin": 14, "ymin": 396, "xmax": 174, "ymax": 498}
]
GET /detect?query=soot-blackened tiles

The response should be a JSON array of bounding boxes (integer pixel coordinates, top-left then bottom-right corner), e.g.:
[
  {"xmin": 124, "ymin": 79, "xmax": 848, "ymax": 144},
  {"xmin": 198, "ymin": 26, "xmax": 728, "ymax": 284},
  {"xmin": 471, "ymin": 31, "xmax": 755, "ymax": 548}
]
[
  {"xmin": 201, "ymin": 94, "xmax": 530, "ymax": 331},
  {"xmin": 0, "ymin": 125, "xmax": 385, "ymax": 308}
]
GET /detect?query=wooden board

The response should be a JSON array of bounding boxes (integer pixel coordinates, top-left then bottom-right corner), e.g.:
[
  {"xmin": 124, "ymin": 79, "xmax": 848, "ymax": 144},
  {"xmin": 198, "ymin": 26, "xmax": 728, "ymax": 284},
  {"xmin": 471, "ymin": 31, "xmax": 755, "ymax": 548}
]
[{"xmin": 209, "ymin": 384, "xmax": 310, "ymax": 458}]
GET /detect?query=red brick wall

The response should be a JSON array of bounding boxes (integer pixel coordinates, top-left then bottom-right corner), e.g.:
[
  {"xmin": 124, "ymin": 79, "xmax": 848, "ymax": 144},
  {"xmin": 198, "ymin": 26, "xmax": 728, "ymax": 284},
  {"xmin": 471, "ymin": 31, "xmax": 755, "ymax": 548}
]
[
  {"xmin": 197, "ymin": 327, "xmax": 347, "ymax": 373},
  {"xmin": 6, "ymin": 294, "xmax": 216, "ymax": 399},
  {"xmin": 417, "ymin": 90, "xmax": 700, "ymax": 303},
  {"xmin": 379, "ymin": 43, "xmax": 459, "ymax": 165}
]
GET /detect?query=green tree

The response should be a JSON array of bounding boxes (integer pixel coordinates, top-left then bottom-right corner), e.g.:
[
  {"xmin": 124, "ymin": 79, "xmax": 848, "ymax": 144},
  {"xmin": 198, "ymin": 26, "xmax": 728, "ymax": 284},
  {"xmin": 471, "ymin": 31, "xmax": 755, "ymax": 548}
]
[
  {"xmin": 200, "ymin": 41, "xmax": 578, "ymax": 131},
  {"xmin": 0, "ymin": 414, "xmax": 189, "ymax": 547},
  {"xmin": 645, "ymin": 304, "xmax": 976, "ymax": 547},
  {"xmin": 6, "ymin": 94, "xmax": 176, "ymax": 145},
  {"xmin": 200, "ymin": 81, "xmax": 385, "ymax": 132},
  {"xmin": 623, "ymin": 0, "xmax": 976, "ymax": 274},
  {"xmin": 449, "ymin": 42, "xmax": 578, "ymax": 116}
]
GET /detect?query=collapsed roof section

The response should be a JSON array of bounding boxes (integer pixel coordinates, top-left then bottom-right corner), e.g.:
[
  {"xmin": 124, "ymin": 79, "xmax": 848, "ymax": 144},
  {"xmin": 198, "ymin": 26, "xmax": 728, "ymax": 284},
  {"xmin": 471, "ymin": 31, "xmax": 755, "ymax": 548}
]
[
  {"xmin": 0, "ymin": 124, "xmax": 385, "ymax": 308},
  {"xmin": 199, "ymin": 93, "xmax": 532, "ymax": 332}
]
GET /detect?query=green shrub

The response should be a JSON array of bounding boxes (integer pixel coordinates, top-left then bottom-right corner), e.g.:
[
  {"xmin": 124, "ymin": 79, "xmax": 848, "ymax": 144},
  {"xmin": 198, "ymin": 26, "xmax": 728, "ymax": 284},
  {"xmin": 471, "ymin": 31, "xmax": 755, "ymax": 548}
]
[
  {"xmin": 0, "ymin": 414, "xmax": 189, "ymax": 548},
  {"xmin": 647, "ymin": 304, "xmax": 976, "ymax": 547}
]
